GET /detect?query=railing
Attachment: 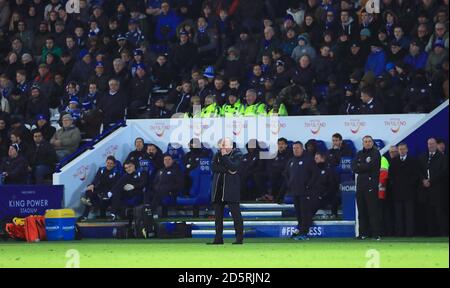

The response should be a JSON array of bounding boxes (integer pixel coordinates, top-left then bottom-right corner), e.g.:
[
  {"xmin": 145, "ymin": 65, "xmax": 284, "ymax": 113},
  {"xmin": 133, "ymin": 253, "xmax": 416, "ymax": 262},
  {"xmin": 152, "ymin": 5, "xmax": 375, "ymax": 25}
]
[{"xmin": 55, "ymin": 121, "xmax": 127, "ymax": 172}]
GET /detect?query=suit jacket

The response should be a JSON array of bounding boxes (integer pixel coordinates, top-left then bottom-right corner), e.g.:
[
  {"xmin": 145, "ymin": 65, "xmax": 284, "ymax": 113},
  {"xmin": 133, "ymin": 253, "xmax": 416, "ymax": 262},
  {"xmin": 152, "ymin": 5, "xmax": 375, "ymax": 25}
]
[
  {"xmin": 388, "ymin": 156, "xmax": 420, "ymax": 201},
  {"xmin": 418, "ymin": 152, "xmax": 448, "ymax": 205}
]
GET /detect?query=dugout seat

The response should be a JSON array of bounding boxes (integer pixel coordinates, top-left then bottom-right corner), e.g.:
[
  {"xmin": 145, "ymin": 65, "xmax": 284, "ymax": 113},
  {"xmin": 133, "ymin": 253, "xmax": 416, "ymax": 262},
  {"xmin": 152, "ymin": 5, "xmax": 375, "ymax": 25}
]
[
  {"xmin": 315, "ymin": 140, "xmax": 328, "ymax": 152},
  {"xmin": 176, "ymin": 158, "xmax": 212, "ymax": 217},
  {"xmin": 166, "ymin": 143, "xmax": 185, "ymax": 171},
  {"xmin": 342, "ymin": 140, "xmax": 356, "ymax": 156}
]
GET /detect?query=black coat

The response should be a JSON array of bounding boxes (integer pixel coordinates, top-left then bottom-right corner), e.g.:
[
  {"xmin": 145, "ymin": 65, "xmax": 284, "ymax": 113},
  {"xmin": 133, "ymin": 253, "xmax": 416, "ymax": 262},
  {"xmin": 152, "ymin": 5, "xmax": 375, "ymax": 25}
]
[
  {"xmin": 26, "ymin": 96, "xmax": 50, "ymax": 124},
  {"xmin": 388, "ymin": 156, "xmax": 420, "ymax": 201},
  {"xmin": 358, "ymin": 98, "xmax": 384, "ymax": 115},
  {"xmin": 327, "ymin": 143, "xmax": 354, "ymax": 167},
  {"xmin": 267, "ymin": 149, "xmax": 292, "ymax": 174},
  {"xmin": 112, "ymin": 170, "xmax": 148, "ymax": 197},
  {"xmin": 125, "ymin": 150, "xmax": 148, "ymax": 168},
  {"xmin": 351, "ymin": 147, "xmax": 381, "ymax": 194},
  {"xmin": 417, "ymin": 152, "xmax": 448, "ymax": 205},
  {"xmin": 239, "ymin": 146, "xmax": 266, "ymax": 175},
  {"xmin": 97, "ymin": 90, "xmax": 127, "ymax": 125},
  {"xmin": 152, "ymin": 164, "xmax": 184, "ymax": 196},
  {"xmin": 211, "ymin": 149, "xmax": 242, "ymax": 203},
  {"xmin": 130, "ymin": 76, "xmax": 152, "ymax": 105},
  {"xmin": 168, "ymin": 90, "xmax": 192, "ymax": 115},
  {"xmin": 311, "ymin": 163, "xmax": 339, "ymax": 199},
  {"xmin": 31, "ymin": 123, "xmax": 56, "ymax": 142},
  {"xmin": 284, "ymin": 154, "xmax": 316, "ymax": 197},
  {"xmin": 0, "ymin": 155, "xmax": 28, "ymax": 184},
  {"xmin": 171, "ymin": 41, "xmax": 199, "ymax": 77},
  {"xmin": 183, "ymin": 148, "xmax": 212, "ymax": 173},
  {"xmin": 27, "ymin": 141, "xmax": 57, "ymax": 169},
  {"xmin": 90, "ymin": 166, "xmax": 122, "ymax": 193}
]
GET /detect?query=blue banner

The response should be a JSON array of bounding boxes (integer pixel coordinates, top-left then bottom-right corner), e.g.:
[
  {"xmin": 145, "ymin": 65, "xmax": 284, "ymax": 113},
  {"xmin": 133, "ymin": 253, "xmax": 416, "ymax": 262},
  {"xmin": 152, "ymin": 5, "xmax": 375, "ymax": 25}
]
[{"xmin": 0, "ymin": 185, "xmax": 64, "ymax": 221}]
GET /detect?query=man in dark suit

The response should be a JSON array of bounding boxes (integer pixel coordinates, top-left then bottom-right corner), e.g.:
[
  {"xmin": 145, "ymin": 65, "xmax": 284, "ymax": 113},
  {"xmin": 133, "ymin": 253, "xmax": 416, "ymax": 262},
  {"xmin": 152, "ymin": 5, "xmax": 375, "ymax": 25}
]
[
  {"xmin": 388, "ymin": 143, "xmax": 420, "ymax": 237},
  {"xmin": 210, "ymin": 138, "xmax": 244, "ymax": 245},
  {"xmin": 283, "ymin": 141, "xmax": 317, "ymax": 240},
  {"xmin": 418, "ymin": 138, "xmax": 449, "ymax": 236}
]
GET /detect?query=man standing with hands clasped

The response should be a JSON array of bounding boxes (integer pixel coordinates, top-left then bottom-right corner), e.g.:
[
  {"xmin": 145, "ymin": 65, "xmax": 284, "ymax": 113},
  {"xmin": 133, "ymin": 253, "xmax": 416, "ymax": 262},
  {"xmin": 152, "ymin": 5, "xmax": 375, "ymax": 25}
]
[
  {"xmin": 209, "ymin": 137, "xmax": 244, "ymax": 245},
  {"xmin": 352, "ymin": 136, "xmax": 382, "ymax": 241}
]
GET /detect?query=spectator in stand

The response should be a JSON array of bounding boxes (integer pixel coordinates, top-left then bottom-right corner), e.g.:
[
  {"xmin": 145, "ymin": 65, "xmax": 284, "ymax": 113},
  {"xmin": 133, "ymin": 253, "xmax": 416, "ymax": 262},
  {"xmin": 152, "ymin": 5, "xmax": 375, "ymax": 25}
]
[
  {"xmin": 97, "ymin": 79, "xmax": 127, "ymax": 128},
  {"xmin": 50, "ymin": 114, "xmax": 81, "ymax": 160},
  {"xmin": 31, "ymin": 114, "xmax": 56, "ymax": 142},
  {"xmin": 0, "ymin": 144, "xmax": 28, "ymax": 185},
  {"xmin": 27, "ymin": 130, "xmax": 57, "ymax": 184}
]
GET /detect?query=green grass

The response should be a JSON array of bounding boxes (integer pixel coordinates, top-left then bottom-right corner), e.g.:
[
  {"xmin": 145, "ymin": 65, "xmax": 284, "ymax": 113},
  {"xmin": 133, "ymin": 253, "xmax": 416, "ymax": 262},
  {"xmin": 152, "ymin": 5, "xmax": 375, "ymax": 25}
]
[{"xmin": 0, "ymin": 238, "xmax": 448, "ymax": 268}]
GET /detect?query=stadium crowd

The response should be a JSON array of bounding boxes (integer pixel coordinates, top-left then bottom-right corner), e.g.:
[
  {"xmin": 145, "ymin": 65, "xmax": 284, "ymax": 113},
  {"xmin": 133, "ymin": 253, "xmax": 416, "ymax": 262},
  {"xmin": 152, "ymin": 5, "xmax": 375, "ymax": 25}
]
[{"xmin": 0, "ymin": 1, "xmax": 448, "ymax": 234}]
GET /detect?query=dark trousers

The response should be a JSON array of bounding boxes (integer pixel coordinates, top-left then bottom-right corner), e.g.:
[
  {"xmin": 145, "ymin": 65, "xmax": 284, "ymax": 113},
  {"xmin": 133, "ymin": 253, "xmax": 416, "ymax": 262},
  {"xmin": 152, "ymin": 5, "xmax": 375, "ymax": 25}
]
[
  {"xmin": 241, "ymin": 172, "xmax": 266, "ymax": 200},
  {"xmin": 33, "ymin": 165, "xmax": 53, "ymax": 184},
  {"xmin": 268, "ymin": 172, "xmax": 285, "ymax": 201},
  {"xmin": 394, "ymin": 200, "xmax": 415, "ymax": 237},
  {"xmin": 81, "ymin": 190, "xmax": 109, "ymax": 218},
  {"xmin": 356, "ymin": 189, "xmax": 383, "ymax": 237},
  {"xmin": 293, "ymin": 196, "xmax": 320, "ymax": 236},
  {"xmin": 111, "ymin": 189, "xmax": 141, "ymax": 217},
  {"xmin": 213, "ymin": 202, "xmax": 244, "ymax": 242},
  {"xmin": 424, "ymin": 202, "xmax": 448, "ymax": 237},
  {"xmin": 381, "ymin": 198, "xmax": 396, "ymax": 236}
]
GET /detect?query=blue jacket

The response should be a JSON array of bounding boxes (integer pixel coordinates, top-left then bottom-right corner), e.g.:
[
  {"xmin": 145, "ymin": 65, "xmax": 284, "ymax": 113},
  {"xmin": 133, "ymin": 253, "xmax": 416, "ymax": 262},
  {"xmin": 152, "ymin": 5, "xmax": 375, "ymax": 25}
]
[
  {"xmin": 155, "ymin": 10, "xmax": 181, "ymax": 42},
  {"xmin": 365, "ymin": 49, "xmax": 387, "ymax": 77},
  {"xmin": 404, "ymin": 52, "xmax": 428, "ymax": 71}
]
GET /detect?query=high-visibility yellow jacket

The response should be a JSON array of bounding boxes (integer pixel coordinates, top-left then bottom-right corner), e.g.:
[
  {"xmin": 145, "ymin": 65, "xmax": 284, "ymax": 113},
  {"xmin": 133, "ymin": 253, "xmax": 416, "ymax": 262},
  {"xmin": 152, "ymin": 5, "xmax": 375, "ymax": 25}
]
[{"xmin": 220, "ymin": 100, "xmax": 244, "ymax": 117}]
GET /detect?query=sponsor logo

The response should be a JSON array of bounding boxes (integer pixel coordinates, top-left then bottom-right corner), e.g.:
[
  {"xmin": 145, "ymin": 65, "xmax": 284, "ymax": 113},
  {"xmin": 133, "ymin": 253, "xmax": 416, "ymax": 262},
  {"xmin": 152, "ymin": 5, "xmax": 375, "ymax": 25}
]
[
  {"xmin": 231, "ymin": 120, "xmax": 245, "ymax": 136},
  {"xmin": 281, "ymin": 226, "xmax": 323, "ymax": 237},
  {"xmin": 266, "ymin": 119, "xmax": 286, "ymax": 135},
  {"xmin": 344, "ymin": 119, "xmax": 366, "ymax": 134},
  {"xmin": 73, "ymin": 165, "xmax": 90, "ymax": 181},
  {"xmin": 149, "ymin": 123, "xmax": 173, "ymax": 138},
  {"xmin": 190, "ymin": 122, "xmax": 210, "ymax": 137},
  {"xmin": 384, "ymin": 118, "xmax": 407, "ymax": 134},
  {"xmin": 304, "ymin": 120, "xmax": 326, "ymax": 135},
  {"xmin": 102, "ymin": 144, "xmax": 119, "ymax": 159}
]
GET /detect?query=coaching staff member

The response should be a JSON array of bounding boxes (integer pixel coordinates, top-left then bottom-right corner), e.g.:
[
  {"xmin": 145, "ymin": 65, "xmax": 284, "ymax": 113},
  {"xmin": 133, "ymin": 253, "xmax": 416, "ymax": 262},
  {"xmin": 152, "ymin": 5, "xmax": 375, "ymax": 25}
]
[
  {"xmin": 352, "ymin": 136, "xmax": 382, "ymax": 240},
  {"xmin": 284, "ymin": 141, "xmax": 316, "ymax": 240},
  {"xmin": 210, "ymin": 137, "xmax": 244, "ymax": 245}
]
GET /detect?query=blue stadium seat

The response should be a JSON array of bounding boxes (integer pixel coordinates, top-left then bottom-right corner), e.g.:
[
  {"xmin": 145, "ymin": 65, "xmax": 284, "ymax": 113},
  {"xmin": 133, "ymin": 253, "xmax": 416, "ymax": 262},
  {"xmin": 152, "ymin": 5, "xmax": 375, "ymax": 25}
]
[
  {"xmin": 166, "ymin": 143, "xmax": 185, "ymax": 171},
  {"xmin": 343, "ymin": 140, "xmax": 356, "ymax": 156},
  {"xmin": 287, "ymin": 140, "xmax": 294, "ymax": 150},
  {"xmin": 374, "ymin": 139, "xmax": 385, "ymax": 150},
  {"xmin": 114, "ymin": 160, "xmax": 124, "ymax": 175},
  {"xmin": 176, "ymin": 158, "xmax": 212, "ymax": 216},
  {"xmin": 315, "ymin": 140, "xmax": 328, "ymax": 152},
  {"xmin": 283, "ymin": 195, "xmax": 294, "ymax": 204}
]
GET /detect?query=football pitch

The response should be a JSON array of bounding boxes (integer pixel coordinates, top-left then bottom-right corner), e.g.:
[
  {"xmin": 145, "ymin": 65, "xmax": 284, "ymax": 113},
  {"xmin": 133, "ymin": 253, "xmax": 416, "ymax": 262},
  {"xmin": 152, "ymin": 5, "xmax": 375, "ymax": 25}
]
[{"xmin": 0, "ymin": 238, "xmax": 448, "ymax": 268}]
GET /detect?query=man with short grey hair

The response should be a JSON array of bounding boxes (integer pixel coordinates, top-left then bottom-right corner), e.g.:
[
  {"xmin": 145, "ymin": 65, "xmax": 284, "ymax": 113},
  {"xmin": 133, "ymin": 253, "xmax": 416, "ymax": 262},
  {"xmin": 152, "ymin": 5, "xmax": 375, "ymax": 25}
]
[
  {"xmin": 97, "ymin": 78, "xmax": 127, "ymax": 128},
  {"xmin": 210, "ymin": 137, "xmax": 244, "ymax": 245},
  {"xmin": 50, "ymin": 114, "xmax": 81, "ymax": 160},
  {"xmin": 417, "ymin": 138, "xmax": 449, "ymax": 236}
]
